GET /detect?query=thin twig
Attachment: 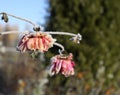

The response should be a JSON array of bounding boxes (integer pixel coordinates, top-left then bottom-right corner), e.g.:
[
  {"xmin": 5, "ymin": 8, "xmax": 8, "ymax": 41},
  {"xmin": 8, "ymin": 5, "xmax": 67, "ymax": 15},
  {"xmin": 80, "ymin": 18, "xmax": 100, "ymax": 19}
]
[
  {"xmin": 0, "ymin": 31, "xmax": 82, "ymax": 40},
  {"xmin": 45, "ymin": 31, "xmax": 82, "ymax": 41},
  {"xmin": 0, "ymin": 12, "xmax": 38, "ymax": 27},
  {"xmin": 53, "ymin": 42, "xmax": 65, "ymax": 54},
  {"xmin": 45, "ymin": 31, "xmax": 77, "ymax": 36},
  {"xmin": 29, "ymin": 31, "xmax": 79, "ymax": 37},
  {"xmin": 0, "ymin": 31, "xmax": 29, "ymax": 35}
]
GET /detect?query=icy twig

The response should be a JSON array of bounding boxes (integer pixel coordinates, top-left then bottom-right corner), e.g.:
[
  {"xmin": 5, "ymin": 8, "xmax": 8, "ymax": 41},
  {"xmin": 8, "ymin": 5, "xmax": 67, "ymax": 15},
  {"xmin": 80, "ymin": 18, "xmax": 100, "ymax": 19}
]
[
  {"xmin": 0, "ymin": 31, "xmax": 29, "ymax": 35},
  {"xmin": 0, "ymin": 12, "xmax": 39, "ymax": 28}
]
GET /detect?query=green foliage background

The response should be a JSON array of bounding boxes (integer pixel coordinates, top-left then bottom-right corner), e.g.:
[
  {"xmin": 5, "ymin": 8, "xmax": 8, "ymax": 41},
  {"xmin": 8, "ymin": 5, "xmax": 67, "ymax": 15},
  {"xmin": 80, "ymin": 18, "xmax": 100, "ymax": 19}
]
[{"xmin": 45, "ymin": 0, "xmax": 120, "ymax": 94}]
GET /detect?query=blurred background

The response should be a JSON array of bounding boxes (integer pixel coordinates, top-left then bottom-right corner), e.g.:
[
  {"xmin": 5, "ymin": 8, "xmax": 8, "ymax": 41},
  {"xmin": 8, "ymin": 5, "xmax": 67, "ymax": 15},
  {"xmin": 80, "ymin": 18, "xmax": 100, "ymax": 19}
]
[{"xmin": 0, "ymin": 0, "xmax": 120, "ymax": 95}]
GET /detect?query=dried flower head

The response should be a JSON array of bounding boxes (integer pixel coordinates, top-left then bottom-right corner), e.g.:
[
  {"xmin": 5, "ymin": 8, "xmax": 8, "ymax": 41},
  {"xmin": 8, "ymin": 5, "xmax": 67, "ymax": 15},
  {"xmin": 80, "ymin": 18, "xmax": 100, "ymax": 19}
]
[
  {"xmin": 1, "ymin": 12, "xmax": 8, "ymax": 23},
  {"xmin": 49, "ymin": 53, "xmax": 75, "ymax": 77},
  {"xmin": 70, "ymin": 33, "xmax": 82, "ymax": 44},
  {"xmin": 17, "ymin": 32, "xmax": 56, "ymax": 52}
]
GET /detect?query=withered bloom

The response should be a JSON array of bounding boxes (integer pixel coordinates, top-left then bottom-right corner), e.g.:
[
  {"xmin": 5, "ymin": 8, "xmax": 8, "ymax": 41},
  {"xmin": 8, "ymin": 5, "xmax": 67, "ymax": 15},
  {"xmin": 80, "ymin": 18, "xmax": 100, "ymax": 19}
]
[
  {"xmin": 49, "ymin": 53, "xmax": 75, "ymax": 77},
  {"xmin": 17, "ymin": 32, "xmax": 56, "ymax": 52}
]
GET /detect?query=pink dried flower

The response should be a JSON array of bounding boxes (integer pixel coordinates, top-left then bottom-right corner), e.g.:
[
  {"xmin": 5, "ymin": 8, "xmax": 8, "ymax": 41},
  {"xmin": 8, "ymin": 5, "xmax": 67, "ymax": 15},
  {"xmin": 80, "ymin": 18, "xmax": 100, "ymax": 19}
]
[
  {"xmin": 17, "ymin": 32, "xmax": 56, "ymax": 52},
  {"xmin": 49, "ymin": 53, "xmax": 75, "ymax": 77}
]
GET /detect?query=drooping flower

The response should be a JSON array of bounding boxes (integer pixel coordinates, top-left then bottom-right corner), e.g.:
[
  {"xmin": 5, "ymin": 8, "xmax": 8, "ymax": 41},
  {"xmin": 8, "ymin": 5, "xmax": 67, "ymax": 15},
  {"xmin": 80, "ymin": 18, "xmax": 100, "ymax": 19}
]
[
  {"xmin": 70, "ymin": 33, "xmax": 82, "ymax": 44},
  {"xmin": 17, "ymin": 32, "xmax": 56, "ymax": 52},
  {"xmin": 49, "ymin": 53, "xmax": 75, "ymax": 77}
]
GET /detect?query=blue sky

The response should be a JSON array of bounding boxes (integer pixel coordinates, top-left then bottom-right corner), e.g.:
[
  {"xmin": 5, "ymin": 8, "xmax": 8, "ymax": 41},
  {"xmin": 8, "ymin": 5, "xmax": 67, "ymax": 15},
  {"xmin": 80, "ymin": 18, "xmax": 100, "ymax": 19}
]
[{"xmin": 0, "ymin": 0, "xmax": 48, "ymax": 31}]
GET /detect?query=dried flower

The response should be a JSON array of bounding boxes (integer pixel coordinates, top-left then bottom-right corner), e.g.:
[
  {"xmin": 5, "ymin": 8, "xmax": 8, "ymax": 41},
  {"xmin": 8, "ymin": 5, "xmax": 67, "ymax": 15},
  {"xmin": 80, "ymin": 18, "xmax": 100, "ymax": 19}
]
[
  {"xmin": 49, "ymin": 53, "xmax": 75, "ymax": 77},
  {"xmin": 17, "ymin": 32, "xmax": 56, "ymax": 52},
  {"xmin": 70, "ymin": 33, "xmax": 82, "ymax": 44},
  {"xmin": 1, "ymin": 12, "xmax": 8, "ymax": 23}
]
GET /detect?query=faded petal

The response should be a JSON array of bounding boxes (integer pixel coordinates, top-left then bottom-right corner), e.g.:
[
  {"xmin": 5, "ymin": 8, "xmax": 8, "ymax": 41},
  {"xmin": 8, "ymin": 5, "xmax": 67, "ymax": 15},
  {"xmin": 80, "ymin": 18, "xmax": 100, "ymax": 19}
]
[
  {"xmin": 49, "ymin": 57, "xmax": 62, "ymax": 76},
  {"xmin": 61, "ymin": 60, "xmax": 75, "ymax": 77}
]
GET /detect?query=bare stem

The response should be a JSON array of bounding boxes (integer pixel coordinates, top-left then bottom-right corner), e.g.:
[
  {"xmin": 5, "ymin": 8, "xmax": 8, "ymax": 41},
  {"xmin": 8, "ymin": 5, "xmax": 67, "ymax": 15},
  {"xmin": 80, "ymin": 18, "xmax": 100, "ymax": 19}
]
[
  {"xmin": 45, "ymin": 31, "xmax": 77, "ymax": 36},
  {"xmin": 45, "ymin": 31, "xmax": 82, "ymax": 40},
  {"xmin": 0, "ymin": 30, "xmax": 82, "ymax": 39},
  {"xmin": 0, "ymin": 31, "xmax": 29, "ymax": 35},
  {"xmin": 0, "ymin": 12, "xmax": 38, "ymax": 27},
  {"xmin": 53, "ymin": 42, "xmax": 65, "ymax": 54}
]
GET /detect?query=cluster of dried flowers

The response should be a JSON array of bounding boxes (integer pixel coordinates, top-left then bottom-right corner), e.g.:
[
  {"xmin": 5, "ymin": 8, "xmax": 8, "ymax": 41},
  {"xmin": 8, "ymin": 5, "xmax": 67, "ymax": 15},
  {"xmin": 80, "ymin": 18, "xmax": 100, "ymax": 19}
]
[
  {"xmin": 0, "ymin": 12, "xmax": 82, "ymax": 77},
  {"xmin": 17, "ymin": 32, "xmax": 77, "ymax": 77}
]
